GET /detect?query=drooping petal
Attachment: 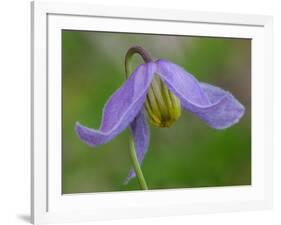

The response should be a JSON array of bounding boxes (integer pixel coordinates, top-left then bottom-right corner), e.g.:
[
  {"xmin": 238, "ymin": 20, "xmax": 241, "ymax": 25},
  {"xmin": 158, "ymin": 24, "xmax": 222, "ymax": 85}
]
[
  {"xmin": 156, "ymin": 59, "xmax": 210, "ymax": 106},
  {"xmin": 125, "ymin": 109, "xmax": 150, "ymax": 183},
  {"xmin": 75, "ymin": 62, "xmax": 156, "ymax": 147},
  {"xmin": 156, "ymin": 59, "xmax": 245, "ymax": 129},
  {"xmin": 198, "ymin": 83, "xmax": 245, "ymax": 129}
]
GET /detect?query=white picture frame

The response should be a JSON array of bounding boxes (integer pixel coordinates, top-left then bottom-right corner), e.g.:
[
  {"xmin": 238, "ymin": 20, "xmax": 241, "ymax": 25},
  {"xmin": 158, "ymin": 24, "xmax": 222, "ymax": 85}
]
[{"xmin": 31, "ymin": 1, "xmax": 273, "ymax": 224}]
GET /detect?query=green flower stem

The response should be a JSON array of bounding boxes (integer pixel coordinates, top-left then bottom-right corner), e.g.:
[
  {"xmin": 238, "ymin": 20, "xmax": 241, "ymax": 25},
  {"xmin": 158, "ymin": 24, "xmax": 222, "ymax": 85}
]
[
  {"xmin": 125, "ymin": 46, "xmax": 152, "ymax": 190},
  {"xmin": 128, "ymin": 138, "xmax": 148, "ymax": 190},
  {"xmin": 125, "ymin": 46, "xmax": 152, "ymax": 79}
]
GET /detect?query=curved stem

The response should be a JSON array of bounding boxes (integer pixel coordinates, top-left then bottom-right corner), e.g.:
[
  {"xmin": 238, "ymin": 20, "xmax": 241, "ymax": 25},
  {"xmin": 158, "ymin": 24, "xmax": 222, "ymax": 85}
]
[
  {"xmin": 124, "ymin": 46, "xmax": 151, "ymax": 190},
  {"xmin": 128, "ymin": 138, "xmax": 148, "ymax": 190},
  {"xmin": 125, "ymin": 46, "xmax": 153, "ymax": 79}
]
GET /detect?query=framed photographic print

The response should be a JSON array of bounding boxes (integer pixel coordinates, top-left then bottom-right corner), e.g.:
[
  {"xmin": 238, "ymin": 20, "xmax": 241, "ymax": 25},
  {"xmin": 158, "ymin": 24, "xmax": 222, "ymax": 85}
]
[{"xmin": 31, "ymin": 1, "xmax": 273, "ymax": 224}]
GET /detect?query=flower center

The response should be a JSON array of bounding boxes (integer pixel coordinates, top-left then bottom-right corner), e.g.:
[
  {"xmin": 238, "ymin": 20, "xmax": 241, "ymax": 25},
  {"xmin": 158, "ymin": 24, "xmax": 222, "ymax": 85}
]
[
  {"xmin": 124, "ymin": 46, "xmax": 181, "ymax": 128},
  {"xmin": 144, "ymin": 75, "xmax": 181, "ymax": 128}
]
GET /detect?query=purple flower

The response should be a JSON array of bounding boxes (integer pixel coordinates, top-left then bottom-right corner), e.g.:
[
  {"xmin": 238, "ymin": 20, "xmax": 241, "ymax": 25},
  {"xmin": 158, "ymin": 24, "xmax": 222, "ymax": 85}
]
[{"xmin": 75, "ymin": 47, "xmax": 245, "ymax": 185}]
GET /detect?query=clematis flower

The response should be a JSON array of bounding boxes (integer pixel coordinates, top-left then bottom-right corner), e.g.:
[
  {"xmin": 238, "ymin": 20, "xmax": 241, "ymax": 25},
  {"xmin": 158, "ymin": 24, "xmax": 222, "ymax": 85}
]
[{"xmin": 75, "ymin": 46, "xmax": 245, "ymax": 187}]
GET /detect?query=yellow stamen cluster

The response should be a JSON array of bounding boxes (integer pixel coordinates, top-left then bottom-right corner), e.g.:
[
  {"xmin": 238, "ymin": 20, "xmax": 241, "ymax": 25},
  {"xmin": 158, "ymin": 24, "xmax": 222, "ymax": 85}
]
[{"xmin": 144, "ymin": 75, "xmax": 181, "ymax": 127}]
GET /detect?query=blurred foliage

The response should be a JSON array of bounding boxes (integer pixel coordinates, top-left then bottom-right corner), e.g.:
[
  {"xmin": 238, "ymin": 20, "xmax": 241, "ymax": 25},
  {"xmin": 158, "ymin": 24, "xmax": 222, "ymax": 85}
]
[{"xmin": 62, "ymin": 31, "xmax": 251, "ymax": 193}]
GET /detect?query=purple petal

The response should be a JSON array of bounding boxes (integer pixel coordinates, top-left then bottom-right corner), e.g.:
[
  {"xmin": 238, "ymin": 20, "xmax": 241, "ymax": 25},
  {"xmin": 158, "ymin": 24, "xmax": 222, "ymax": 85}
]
[
  {"xmin": 198, "ymin": 83, "xmax": 245, "ymax": 129},
  {"xmin": 125, "ymin": 110, "xmax": 150, "ymax": 183},
  {"xmin": 156, "ymin": 59, "xmax": 245, "ymax": 129},
  {"xmin": 75, "ymin": 62, "xmax": 156, "ymax": 147}
]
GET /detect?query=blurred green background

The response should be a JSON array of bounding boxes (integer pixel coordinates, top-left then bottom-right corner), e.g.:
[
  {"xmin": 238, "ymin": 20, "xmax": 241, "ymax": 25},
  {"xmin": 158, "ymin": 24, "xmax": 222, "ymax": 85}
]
[{"xmin": 62, "ymin": 30, "xmax": 251, "ymax": 194}]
